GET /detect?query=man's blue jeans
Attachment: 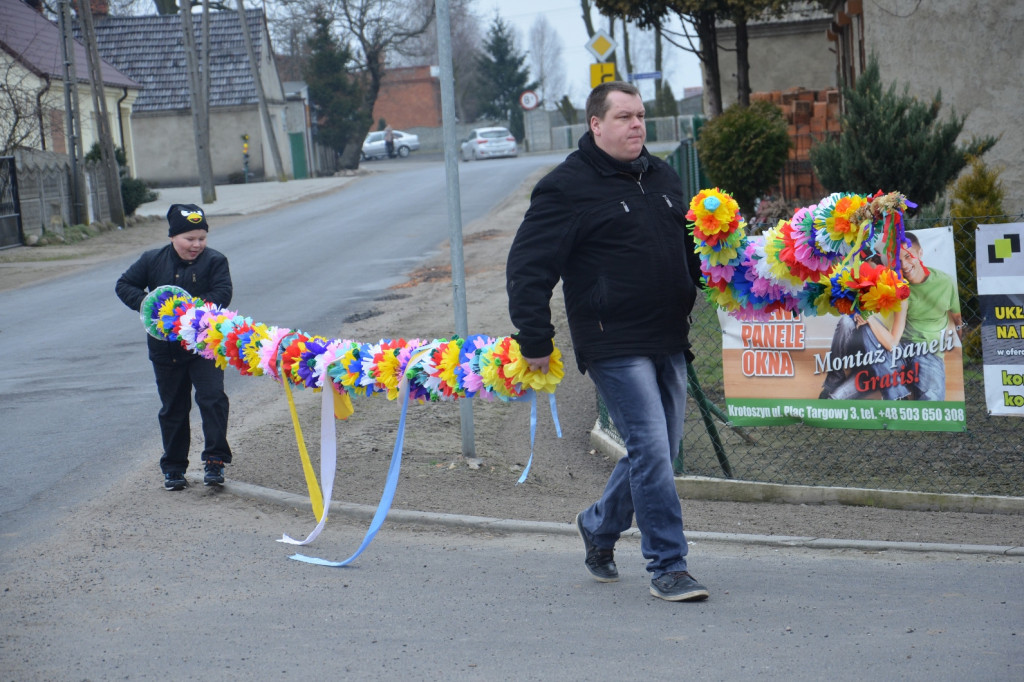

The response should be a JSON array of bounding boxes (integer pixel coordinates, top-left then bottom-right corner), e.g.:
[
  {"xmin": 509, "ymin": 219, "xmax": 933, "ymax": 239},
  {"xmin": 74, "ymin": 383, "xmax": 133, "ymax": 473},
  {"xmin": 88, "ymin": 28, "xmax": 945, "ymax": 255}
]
[
  {"xmin": 911, "ymin": 352, "xmax": 946, "ymax": 401},
  {"xmin": 580, "ymin": 351, "xmax": 690, "ymax": 577}
]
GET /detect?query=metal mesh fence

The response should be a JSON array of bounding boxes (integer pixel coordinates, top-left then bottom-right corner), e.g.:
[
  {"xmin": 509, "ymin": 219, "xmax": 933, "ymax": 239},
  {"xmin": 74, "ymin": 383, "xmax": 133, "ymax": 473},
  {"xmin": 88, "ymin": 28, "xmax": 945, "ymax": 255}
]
[{"xmin": 598, "ymin": 196, "xmax": 1024, "ymax": 497}]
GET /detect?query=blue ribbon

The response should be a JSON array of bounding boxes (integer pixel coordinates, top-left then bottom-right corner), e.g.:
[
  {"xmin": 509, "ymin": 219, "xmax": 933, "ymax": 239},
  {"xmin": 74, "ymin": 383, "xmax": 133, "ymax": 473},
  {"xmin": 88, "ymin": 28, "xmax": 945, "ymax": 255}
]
[
  {"xmin": 513, "ymin": 391, "xmax": 563, "ymax": 485},
  {"xmin": 289, "ymin": 388, "xmax": 562, "ymax": 566},
  {"xmin": 288, "ymin": 386, "xmax": 413, "ymax": 567}
]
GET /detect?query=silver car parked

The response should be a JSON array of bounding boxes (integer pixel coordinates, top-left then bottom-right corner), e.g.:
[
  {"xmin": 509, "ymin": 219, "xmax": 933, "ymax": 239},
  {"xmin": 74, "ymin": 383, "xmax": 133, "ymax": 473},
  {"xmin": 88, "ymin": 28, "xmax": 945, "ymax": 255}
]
[
  {"xmin": 460, "ymin": 127, "xmax": 518, "ymax": 161},
  {"xmin": 362, "ymin": 130, "xmax": 420, "ymax": 160}
]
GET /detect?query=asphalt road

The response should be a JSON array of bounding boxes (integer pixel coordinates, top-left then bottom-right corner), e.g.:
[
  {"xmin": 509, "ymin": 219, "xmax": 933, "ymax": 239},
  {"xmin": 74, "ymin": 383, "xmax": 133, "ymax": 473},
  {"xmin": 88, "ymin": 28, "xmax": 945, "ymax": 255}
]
[{"xmin": 2, "ymin": 465, "xmax": 1019, "ymax": 680}]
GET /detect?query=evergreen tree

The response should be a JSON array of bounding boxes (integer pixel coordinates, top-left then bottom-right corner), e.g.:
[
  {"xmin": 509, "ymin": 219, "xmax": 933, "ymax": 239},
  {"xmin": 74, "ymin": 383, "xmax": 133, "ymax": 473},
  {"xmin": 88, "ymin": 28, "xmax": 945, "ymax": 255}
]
[
  {"xmin": 949, "ymin": 156, "xmax": 1009, "ymax": 358},
  {"xmin": 810, "ymin": 56, "xmax": 996, "ymax": 208},
  {"xmin": 303, "ymin": 10, "xmax": 368, "ymax": 156},
  {"xmin": 476, "ymin": 15, "xmax": 536, "ymax": 141},
  {"xmin": 655, "ymin": 81, "xmax": 678, "ymax": 117}
]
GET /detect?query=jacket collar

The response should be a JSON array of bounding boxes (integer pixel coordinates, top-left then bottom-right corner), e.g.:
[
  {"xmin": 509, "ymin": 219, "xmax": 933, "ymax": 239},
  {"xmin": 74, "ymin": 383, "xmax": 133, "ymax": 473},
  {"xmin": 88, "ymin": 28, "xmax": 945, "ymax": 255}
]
[{"xmin": 577, "ymin": 132, "xmax": 653, "ymax": 177}]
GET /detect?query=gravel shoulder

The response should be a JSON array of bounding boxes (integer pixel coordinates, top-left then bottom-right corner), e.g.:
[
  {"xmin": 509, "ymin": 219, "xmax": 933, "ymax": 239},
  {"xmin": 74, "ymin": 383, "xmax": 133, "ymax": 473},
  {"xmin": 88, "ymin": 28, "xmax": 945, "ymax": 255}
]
[{"xmin": 3, "ymin": 177, "xmax": 1022, "ymax": 547}]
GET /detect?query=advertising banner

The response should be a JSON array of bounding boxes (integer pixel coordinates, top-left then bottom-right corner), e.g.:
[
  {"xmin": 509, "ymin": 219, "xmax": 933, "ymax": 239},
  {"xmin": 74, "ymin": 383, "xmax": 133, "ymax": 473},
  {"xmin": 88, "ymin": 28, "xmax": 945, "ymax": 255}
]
[
  {"xmin": 976, "ymin": 223, "xmax": 1024, "ymax": 416},
  {"xmin": 720, "ymin": 227, "xmax": 966, "ymax": 431}
]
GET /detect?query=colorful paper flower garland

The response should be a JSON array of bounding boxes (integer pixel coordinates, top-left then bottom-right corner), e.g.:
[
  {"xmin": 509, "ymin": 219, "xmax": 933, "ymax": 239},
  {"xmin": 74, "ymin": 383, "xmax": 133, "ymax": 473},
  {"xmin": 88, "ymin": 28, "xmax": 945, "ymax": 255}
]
[
  {"xmin": 688, "ymin": 188, "xmax": 913, "ymax": 320},
  {"xmin": 140, "ymin": 286, "xmax": 567, "ymax": 567},
  {"xmin": 140, "ymin": 286, "xmax": 564, "ymax": 402}
]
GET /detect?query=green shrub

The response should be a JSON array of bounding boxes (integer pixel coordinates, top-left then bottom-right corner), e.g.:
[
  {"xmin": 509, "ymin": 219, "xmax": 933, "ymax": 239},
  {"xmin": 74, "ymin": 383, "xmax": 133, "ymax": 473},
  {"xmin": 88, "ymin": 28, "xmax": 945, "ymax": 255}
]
[
  {"xmin": 121, "ymin": 177, "xmax": 158, "ymax": 216},
  {"xmin": 949, "ymin": 157, "xmax": 1009, "ymax": 347},
  {"xmin": 809, "ymin": 56, "xmax": 995, "ymax": 207},
  {"xmin": 695, "ymin": 100, "xmax": 791, "ymax": 218},
  {"xmin": 85, "ymin": 142, "xmax": 158, "ymax": 216}
]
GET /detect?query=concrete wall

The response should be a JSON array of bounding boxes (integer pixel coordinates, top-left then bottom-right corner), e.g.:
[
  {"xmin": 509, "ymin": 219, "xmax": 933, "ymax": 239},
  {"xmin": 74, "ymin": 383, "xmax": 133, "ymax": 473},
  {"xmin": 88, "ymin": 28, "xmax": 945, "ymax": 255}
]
[
  {"xmin": 863, "ymin": 0, "xmax": 1023, "ymax": 214},
  {"xmin": 717, "ymin": 18, "xmax": 835, "ymax": 110},
  {"xmin": 131, "ymin": 104, "xmax": 293, "ymax": 186}
]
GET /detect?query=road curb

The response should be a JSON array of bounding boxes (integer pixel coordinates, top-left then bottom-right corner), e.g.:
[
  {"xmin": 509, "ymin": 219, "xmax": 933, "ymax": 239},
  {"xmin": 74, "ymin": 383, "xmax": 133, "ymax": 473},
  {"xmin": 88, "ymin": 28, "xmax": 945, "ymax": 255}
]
[
  {"xmin": 590, "ymin": 421, "xmax": 1024, "ymax": 516},
  {"xmin": 189, "ymin": 475, "xmax": 1024, "ymax": 558}
]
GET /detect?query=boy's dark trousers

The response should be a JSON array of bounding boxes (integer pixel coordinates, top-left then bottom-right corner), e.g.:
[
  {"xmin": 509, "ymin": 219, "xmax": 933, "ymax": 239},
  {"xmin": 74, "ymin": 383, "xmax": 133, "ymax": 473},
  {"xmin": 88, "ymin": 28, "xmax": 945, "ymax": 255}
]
[{"xmin": 152, "ymin": 355, "xmax": 231, "ymax": 474}]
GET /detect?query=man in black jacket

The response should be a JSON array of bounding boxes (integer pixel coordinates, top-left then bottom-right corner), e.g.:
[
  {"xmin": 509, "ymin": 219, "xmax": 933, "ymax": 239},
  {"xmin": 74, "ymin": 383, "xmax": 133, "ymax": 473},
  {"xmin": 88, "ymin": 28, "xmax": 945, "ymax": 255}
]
[
  {"xmin": 506, "ymin": 81, "xmax": 708, "ymax": 602},
  {"xmin": 116, "ymin": 204, "xmax": 233, "ymax": 490}
]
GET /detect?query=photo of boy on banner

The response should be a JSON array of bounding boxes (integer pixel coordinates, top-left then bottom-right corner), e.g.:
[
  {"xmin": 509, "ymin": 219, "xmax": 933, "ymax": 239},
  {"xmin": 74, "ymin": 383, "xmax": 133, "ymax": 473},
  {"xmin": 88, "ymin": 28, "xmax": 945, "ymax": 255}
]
[{"xmin": 818, "ymin": 230, "xmax": 963, "ymax": 401}]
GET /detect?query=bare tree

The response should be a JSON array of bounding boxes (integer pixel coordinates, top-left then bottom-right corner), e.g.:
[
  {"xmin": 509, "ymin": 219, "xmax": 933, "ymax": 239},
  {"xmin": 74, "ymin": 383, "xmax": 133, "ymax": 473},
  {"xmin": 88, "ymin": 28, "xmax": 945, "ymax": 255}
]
[
  {"xmin": 236, "ymin": 0, "xmax": 286, "ymax": 181},
  {"xmin": 268, "ymin": 0, "xmax": 434, "ymax": 168},
  {"xmin": 77, "ymin": 0, "xmax": 126, "ymax": 225},
  {"xmin": 179, "ymin": 0, "xmax": 216, "ymax": 202},
  {"xmin": 528, "ymin": 14, "xmax": 565, "ymax": 108},
  {"xmin": 389, "ymin": 0, "xmax": 484, "ymax": 123},
  {"xmin": 0, "ymin": 59, "xmax": 46, "ymax": 155}
]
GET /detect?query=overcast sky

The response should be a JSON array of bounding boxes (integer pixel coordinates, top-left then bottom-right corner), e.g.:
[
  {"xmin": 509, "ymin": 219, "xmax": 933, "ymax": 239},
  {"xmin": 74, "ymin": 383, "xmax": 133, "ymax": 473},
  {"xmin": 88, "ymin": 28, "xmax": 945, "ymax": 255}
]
[{"xmin": 479, "ymin": 0, "xmax": 703, "ymax": 107}]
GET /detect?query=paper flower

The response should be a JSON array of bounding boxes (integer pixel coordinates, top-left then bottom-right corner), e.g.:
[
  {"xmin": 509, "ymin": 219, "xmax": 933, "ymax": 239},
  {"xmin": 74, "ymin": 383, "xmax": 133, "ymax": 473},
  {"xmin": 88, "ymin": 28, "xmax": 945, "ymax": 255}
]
[{"xmin": 692, "ymin": 188, "xmax": 917, "ymax": 322}]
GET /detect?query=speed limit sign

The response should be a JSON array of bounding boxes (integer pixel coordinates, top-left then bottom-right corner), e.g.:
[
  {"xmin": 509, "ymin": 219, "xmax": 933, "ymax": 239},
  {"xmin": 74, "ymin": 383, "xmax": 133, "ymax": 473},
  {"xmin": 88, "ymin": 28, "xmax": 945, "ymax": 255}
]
[{"xmin": 519, "ymin": 90, "xmax": 540, "ymax": 110}]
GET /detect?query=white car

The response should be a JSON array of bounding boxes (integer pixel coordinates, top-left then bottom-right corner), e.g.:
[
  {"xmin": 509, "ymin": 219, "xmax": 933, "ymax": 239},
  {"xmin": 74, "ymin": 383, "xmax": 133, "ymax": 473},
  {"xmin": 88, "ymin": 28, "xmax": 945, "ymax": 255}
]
[
  {"xmin": 362, "ymin": 130, "xmax": 420, "ymax": 160},
  {"xmin": 460, "ymin": 127, "xmax": 518, "ymax": 161}
]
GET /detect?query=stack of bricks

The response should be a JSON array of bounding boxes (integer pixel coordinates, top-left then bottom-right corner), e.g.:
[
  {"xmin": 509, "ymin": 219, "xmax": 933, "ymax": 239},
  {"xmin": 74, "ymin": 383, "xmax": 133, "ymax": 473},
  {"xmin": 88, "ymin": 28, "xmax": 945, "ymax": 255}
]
[{"xmin": 752, "ymin": 87, "xmax": 841, "ymax": 202}]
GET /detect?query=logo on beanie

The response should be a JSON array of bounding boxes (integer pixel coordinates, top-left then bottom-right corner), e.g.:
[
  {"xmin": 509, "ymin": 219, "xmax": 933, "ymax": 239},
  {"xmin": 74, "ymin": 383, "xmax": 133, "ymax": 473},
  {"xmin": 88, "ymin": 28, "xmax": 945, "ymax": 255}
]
[
  {"xmin": 180, "ymin": 208, "xmax": 204, "ymax": 223},
  {"xmin": 167, "ymin": 203, "xmax": 209, "ymax": 236}
]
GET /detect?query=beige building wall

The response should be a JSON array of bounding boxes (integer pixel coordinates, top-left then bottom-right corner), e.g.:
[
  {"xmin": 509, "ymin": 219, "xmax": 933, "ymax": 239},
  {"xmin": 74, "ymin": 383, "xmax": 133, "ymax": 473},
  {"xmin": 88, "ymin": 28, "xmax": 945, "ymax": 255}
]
[
  {"xmin": 131, "ymin": 104, "xmax": 292, "ymax": 186},
  {"xmin": 0, "ymin": 53, "xmax": 137, "ymax": 173},
  {"xmin": 717, "ymin": 19, "xmax": 835, "ymax": 110},
  {"xmin": 862, "ymin": 0, "xmax": 1022, "ymax": 214},
  {"xmin": 76, "ymin": 83, "xmax": 138, "ymax": 171}
]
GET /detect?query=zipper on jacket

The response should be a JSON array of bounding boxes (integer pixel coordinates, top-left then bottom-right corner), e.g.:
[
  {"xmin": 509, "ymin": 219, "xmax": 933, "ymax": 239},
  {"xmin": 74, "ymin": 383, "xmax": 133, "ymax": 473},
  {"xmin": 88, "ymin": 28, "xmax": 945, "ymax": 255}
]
[
  {"xmin": 663, "ymin": 195, "xmax": 673, "ymax": 208},
  {"xmin": 618, "ymin": 171, "xmax": 645, "ymax": 194},
  {"xmin": 620, "ymin": 201, "xmax": 630, "ymax": 213}
]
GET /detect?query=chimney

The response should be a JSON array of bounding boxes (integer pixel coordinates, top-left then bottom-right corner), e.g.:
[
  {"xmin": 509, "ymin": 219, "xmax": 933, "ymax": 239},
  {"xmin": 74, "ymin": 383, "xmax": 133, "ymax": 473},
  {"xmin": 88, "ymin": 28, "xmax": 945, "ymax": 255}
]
[{"xmin": 72, "ymin": 0, "xmax": 110, "ymax": 18}]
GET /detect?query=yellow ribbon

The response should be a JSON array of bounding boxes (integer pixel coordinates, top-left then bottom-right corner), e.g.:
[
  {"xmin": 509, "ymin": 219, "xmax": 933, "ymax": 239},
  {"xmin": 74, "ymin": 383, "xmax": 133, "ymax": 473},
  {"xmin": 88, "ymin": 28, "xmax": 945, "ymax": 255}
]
[
  {"xmin": 333, "ymin": 385, "xmax": 354, "ymax": 420},
  {"xmin": 273, "ymin": 337, "xmax": 327, "ymax": 522},
  {"xmin": 282, "ymin": 375, "xmax": 325, "ymax": 522}
]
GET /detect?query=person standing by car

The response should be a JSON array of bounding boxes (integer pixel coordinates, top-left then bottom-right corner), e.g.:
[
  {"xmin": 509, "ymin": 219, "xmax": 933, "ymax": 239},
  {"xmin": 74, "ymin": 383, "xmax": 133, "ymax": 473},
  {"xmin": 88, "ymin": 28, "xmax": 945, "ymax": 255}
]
[
  {"xmin": 384, "ymin": 125, "xmax": 395, "ymax": 158},
  {"xmin": 505, "ymin": 81, "xmax": 709, "ymax": 602},
  {"xmin": 115, "ymin": 204, "xmax": 234, "ymax": 491}
]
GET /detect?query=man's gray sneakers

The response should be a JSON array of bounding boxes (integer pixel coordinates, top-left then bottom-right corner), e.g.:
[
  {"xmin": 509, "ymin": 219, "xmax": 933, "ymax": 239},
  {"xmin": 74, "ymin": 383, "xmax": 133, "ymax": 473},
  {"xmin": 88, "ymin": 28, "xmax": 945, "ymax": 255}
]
[
  {"xmin": 575, "ymin": 513, "xmax": 619, "ymax": 582},
  {"xmin": 650, "ymin": 571, "xmax": 709, "ymax": 602}
]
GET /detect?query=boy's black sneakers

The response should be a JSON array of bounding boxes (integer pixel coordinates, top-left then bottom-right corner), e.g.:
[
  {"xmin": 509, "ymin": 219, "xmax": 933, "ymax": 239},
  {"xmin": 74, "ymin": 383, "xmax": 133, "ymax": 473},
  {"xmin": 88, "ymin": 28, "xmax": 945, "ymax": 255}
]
[
  {"xmin": 650, "ymin": 571, "xmax": 709, "ymax": 602},
  {"xmin": 575, "ymin": 513, "xmax": 619, "ymax": 582},
  {"xmin": 163, "ymin": 471, "xmax": 187, "ymax": 491},
  {"xmin": 204, "ymin": 461, "xmax": 225, "ymax": 486}
]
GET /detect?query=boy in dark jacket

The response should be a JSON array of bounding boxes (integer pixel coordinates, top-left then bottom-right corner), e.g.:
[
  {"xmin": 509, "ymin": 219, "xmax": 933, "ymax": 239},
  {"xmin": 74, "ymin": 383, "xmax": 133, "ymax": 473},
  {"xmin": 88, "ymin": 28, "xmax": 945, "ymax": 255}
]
[
  {"xmin": 116, "ymin": 204, "xmax": 233, "ymax": 490},
  {"xmin": 506, "ymin": 82, "xmax": 709, "ymax": 602}
]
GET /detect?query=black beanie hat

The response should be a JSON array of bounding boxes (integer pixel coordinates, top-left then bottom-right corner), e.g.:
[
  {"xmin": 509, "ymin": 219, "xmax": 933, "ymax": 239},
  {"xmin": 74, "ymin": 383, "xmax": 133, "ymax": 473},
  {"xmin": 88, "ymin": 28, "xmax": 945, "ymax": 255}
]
[{"xmin": 167, "ymin": 204, "xmax": 209, "ymax": 236}]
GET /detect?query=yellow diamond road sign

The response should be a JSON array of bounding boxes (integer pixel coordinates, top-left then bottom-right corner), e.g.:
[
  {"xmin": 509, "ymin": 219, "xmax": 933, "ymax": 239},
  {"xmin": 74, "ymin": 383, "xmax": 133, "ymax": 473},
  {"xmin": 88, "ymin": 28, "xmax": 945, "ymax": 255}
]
[{"xmin": 585, "ymin": 28, "xmax": 617, "ymax": 62}]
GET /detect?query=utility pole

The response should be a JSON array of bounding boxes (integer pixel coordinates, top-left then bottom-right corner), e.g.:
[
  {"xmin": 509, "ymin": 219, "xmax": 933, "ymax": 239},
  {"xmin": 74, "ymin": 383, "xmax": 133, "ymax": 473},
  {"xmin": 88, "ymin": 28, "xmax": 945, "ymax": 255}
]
[
  {"xmin": 180, "ymin": 0, "xmax": 217, "ymax": 203},
  {"xmin": 76, "ymin": 0, "xmax": 125, "ymax": 226},
  {"xmin": 57, "ymin": 0, "xmax": 86, "ymax": 225},
  {"xmin": 235, "ymin": 0, "xmax": 285, "ymax": 182},
  {"xmin": 436, "ymin": 0, "xmax": 478, "ymax": 466}
]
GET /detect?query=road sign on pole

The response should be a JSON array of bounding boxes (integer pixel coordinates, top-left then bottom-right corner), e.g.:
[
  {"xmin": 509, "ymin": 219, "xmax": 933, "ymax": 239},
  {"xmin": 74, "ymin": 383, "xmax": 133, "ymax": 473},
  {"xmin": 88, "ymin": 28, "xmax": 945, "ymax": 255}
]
[
  {"xmin": 629, "ymin": 71, "xmax": 663, "ymax": 81},
  {"xmin": 585, "ymin": 28, "xmax": 617, "ymax": 62},
  {"xmin": 590, "ymin": 63, "xmax": 616, "ymax": 89},
  {"xmin": 519, "ymin": 90, "xmax": 540, "ymax": 110}
]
